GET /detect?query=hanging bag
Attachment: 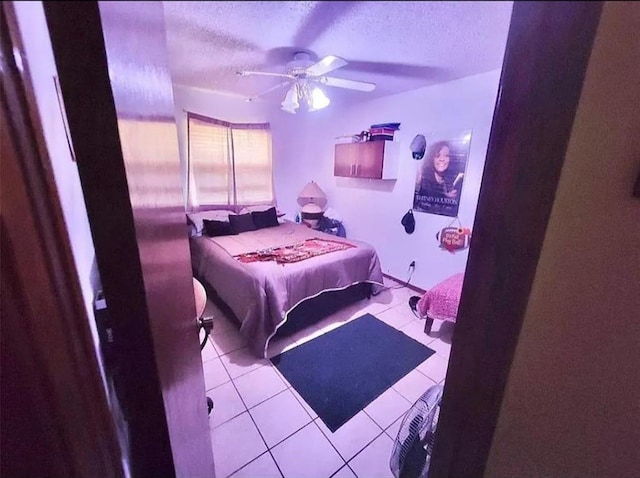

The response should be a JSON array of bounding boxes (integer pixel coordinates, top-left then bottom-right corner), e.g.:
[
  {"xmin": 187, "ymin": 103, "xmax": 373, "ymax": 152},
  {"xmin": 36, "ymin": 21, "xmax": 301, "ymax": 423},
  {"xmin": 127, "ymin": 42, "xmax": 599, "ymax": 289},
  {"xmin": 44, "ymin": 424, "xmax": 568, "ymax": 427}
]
[{"xmin": 435, "ymin": 217, "xmax": 471, "ymax": 253}]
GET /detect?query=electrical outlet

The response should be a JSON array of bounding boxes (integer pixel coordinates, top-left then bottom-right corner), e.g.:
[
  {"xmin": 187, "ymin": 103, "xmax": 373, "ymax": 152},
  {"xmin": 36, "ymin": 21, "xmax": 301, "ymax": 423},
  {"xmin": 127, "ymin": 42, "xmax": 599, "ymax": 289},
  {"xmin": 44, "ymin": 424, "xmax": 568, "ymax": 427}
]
[{"xmin": 409, "ymin": 261, "xmax": 416, "ymax": 269}]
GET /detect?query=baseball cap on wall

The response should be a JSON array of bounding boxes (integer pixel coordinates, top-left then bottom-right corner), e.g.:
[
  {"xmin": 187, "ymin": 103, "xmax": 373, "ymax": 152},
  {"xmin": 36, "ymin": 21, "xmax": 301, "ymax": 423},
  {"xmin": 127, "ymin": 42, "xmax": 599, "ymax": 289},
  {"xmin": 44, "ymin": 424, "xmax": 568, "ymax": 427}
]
[
  {"xmin": 401, "ymin": 209, "xmax": 415, "ymax": 234},
  {"xmin": 410, "ymin": 134, "xmax": 426, "ymax": 160}
]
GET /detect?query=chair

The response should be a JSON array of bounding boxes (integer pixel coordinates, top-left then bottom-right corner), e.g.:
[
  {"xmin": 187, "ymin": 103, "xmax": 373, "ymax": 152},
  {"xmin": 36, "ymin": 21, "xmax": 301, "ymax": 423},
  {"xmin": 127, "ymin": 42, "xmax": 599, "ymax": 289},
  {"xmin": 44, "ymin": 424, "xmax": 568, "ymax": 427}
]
[{"xmin": 193, "ymin": 278, "xmax": 214, "ymax": 415}]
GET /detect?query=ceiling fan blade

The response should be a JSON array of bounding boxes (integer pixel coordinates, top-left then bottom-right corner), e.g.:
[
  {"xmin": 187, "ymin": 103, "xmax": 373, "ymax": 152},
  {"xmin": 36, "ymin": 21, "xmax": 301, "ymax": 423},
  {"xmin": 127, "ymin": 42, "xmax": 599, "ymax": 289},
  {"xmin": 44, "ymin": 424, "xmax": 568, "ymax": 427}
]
[
  {"xmin": 292, "ymin": 1, "xmax": 361, "ymax": 49},
  {"xmin": 306, "ymin": 55, "xmax": 348, "ymax": 77},
  {"xmin": 246, "ymin": 80, "xmax": 291, "ymax": 102},
  {"xmin": 343, "ymin": 61, "xmax": 451, "ymax": 80},
  {"xmin": 237, "ymin": 70, "xmax": 295, "ymax": 79},
  {"xmin": 319, "ymin": 76, "xmax": 376, "ymax": 92}
]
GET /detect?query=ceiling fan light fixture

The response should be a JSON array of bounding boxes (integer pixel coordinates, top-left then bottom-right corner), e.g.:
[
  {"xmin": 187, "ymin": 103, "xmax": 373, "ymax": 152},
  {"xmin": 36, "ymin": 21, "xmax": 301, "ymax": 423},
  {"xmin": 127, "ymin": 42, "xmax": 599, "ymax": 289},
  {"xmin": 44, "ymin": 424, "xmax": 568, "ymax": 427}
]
[
  {"xmin": 281, "ymin": 83, "xmax": 299, "ymax": 114},
  {"xmin": 238, "ymin": 53, "xmax": 377, "ymax": 114},
  {"xmin": 309, "ymin": 86, "xmax": 330, "ymax": 111}
]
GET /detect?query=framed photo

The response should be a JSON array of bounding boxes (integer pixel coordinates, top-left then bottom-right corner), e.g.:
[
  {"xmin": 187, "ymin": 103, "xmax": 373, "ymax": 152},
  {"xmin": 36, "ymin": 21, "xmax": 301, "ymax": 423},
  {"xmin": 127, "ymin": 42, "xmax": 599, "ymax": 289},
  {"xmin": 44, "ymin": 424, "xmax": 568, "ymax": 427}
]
[
  {"xmin": 53, "ymin": 75, "xmax": 76, "ymax": 162},
  {"xmin": 413, "ymin": 130, "xmax": 472, "ymax": 217}
]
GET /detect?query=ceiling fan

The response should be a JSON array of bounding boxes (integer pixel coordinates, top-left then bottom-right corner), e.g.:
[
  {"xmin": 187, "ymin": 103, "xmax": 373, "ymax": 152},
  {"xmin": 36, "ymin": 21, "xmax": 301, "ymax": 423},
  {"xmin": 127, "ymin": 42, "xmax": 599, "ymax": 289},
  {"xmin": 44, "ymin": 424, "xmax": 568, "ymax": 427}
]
[{"xmin": 236, "ymin": 52, "xmax": 376, "ymax": 114}]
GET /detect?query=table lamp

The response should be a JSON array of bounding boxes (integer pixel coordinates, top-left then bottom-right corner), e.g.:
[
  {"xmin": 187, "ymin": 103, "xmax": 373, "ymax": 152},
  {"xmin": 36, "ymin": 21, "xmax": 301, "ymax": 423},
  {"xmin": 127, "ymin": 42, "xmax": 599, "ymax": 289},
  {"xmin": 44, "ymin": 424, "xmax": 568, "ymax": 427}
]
[{"xmin": 297, "ymin": 181, "xmax": 327, "ymax": 229}]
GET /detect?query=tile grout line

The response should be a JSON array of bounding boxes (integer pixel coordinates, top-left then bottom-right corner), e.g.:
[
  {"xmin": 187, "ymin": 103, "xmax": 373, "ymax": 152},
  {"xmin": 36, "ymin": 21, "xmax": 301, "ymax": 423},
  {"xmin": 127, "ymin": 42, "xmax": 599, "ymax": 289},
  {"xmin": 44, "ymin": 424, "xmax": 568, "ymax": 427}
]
[
  {"xmin": 314, "ymin": 414, "xmax": 387, "ymax": 473},
  {"xmin": 211, "ymin": 384, "xmax": 292, "ymax": 431},
  {"xmin": 308, "ymin": 418, "xmax": 348, "ymax": 475},
  {"xmin": 224, "ymin": 450, "xmax": 281, "ymax": 478},
  {"xmin": 221, "ymin": 369, "xmax": 312, "ymax": 477},
  {"xmin": 221, "ymin": 374, "xmax": 278, "ymax": 478},
  {"xmin": 203, "ymin": 357, "xmax": 233, "ymax": 394},
  {"xmin": 243, "ymin": 383, "xmax": 316, "ymax": 477},
  {"xmin": 344, "ymin": 424, "xmax": 392, "ymax": 472},
  {"xmin": 331, "ymin": 462, "xmax": 359, "ymax": 478},
  {"xmin": 265, "ymin": 449, "xmax": 285, "ymax": 478},
  {"xmin": 236, "ymin": 367, "xmax": 290, "ymax": 411},
  {"xmin": 209, "ymin": 294, "xmax": 449, "ymax": 477}
]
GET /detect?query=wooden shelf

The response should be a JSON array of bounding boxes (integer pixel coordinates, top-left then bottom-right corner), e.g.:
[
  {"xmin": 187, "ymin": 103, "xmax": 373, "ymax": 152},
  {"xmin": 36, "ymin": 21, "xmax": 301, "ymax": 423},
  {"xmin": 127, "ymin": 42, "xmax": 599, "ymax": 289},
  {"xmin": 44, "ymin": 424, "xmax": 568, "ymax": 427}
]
[{"xmin": 334, "ymin": 140, "xmax": 399, "ymax": 179}]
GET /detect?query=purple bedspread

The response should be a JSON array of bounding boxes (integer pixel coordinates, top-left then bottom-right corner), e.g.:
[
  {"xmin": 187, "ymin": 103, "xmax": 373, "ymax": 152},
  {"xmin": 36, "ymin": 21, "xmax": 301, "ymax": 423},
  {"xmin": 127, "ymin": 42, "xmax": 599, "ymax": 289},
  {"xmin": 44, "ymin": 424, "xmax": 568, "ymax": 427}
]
[{"xmin": 190, "ymin": 222, "xmax": 384, "ymax": 357}]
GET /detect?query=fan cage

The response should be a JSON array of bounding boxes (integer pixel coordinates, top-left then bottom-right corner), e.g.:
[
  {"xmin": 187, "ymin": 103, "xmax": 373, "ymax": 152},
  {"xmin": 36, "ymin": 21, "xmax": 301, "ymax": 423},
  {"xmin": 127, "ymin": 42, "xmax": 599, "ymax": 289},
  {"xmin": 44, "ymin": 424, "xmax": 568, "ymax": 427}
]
[{"xmin": 390, "ymin": 384, "xmax": 444, "ymax": 478}]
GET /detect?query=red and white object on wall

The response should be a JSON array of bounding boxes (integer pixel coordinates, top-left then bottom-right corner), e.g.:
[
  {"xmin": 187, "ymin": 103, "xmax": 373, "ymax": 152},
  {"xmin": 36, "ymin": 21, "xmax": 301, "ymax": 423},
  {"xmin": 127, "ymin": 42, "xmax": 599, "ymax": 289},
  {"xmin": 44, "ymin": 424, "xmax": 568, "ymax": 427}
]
[{"xmin": 435, "ymin": 217, "xmax": 472, "ymax": 253}]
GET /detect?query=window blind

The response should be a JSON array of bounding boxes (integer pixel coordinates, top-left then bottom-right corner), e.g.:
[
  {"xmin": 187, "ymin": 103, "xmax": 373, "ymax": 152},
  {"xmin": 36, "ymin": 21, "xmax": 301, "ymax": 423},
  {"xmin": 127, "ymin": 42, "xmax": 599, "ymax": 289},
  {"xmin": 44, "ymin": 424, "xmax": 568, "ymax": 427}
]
[{"xmin": 187, "ymin": 113, "xmax": 273, "ymax": 210}]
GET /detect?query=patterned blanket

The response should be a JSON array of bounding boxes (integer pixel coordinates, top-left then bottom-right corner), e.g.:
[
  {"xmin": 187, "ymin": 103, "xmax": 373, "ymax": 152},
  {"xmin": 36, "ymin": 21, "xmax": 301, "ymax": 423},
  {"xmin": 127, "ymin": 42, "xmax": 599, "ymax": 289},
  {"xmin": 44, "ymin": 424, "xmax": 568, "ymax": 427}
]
[
  {"xmin": 234, "ymin": 238, "xmax": 355, "ymax": 265},
  {"xmin": 417, "ymin": 272, "xmax": 465, "ymax": 322}
]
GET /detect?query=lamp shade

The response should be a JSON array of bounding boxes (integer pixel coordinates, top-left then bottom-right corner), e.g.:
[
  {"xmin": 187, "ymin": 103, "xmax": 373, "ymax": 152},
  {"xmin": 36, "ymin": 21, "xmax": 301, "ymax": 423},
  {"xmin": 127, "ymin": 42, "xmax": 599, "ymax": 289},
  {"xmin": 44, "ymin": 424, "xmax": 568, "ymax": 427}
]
[
  {"xmin": 281, "ymin": 84, "xmax": 299, "ymax": 114},
  {"xmin": 309, "ymin": 87, "xmax": 330, "ymax": 111},
  {"xmin": 297, "ymin": 181, "xmax": 327, "ymax": 209}
]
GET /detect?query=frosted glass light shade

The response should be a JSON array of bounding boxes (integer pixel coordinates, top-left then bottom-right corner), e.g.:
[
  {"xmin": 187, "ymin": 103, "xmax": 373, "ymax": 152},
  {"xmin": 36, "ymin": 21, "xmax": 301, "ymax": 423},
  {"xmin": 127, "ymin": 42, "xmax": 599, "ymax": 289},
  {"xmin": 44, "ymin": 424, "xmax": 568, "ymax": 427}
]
[
  {"xmin": 281, "ymin": 84, "xmax": 299, "ymax": 114},
  {"xmin": 309, "ymin": 87, "xmax": 330, "ymax": 111},
  {"xmin": 297, "ymin": 181, "xmax": 327, "ymax": 209}
]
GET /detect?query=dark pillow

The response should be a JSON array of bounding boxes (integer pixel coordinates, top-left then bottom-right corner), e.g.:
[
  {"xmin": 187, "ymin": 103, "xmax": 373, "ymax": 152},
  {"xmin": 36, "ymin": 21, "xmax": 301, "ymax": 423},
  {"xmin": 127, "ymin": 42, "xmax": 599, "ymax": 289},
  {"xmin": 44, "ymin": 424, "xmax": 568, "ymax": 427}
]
[
  {"xmin": 202, "ymin": 219, "xmax": 237, "ymax": 237},
  {"xmin": 251, "ymin": 207, "xmax": 279, "ymax": 229},
  {"xmin": 228, "ymin": 213, "xmax": 257, "ymax": 234}
]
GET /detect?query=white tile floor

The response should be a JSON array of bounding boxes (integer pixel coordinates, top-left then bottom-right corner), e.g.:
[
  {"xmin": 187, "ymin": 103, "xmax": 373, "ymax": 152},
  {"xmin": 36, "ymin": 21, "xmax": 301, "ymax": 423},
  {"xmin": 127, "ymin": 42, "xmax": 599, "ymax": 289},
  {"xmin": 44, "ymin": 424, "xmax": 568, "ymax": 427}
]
[{"xmin": 201, "ymin": 278, "xmax": 453, "ymax": 478}]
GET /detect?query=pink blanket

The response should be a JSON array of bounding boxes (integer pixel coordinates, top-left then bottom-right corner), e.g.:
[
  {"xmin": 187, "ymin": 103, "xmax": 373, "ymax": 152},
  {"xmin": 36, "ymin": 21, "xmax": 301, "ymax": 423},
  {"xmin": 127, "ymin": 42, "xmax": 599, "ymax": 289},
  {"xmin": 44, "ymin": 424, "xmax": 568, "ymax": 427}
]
[
  {"xmin": 234, "ymin": 238, "xmax": 355, "ymax": 264},
  {"xmin": 417, "ymin": 273, "xmax": 465, "ymax": 322}
]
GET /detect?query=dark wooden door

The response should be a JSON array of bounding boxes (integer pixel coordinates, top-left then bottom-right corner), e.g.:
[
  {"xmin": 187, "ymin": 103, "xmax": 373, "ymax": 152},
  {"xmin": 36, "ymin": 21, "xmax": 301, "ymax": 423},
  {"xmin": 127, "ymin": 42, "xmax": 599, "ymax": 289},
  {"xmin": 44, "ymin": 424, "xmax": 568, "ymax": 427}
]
[
  {"xmin": 355, "ymin": 141, "xmax": 384, "ymax": 179},
  {"xmin": 1, "ymin": 5, "xmax": 122, "ymax": 475},
  {"xmin": 43, "ymin": 3, "xmax": 214, "ymax": 477},
  {"xmin": 429, "ymin": 2, "xmax": 604, "ymax": 477}
]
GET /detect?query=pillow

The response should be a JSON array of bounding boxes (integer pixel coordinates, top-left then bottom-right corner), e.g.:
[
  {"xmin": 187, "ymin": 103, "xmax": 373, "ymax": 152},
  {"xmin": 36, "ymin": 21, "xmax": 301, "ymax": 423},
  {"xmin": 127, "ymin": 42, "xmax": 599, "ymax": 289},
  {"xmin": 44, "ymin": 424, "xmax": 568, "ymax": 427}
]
[
  {"xmin": 187, "ymin": 209, "xmax": 235, "ymax": 234},
  {"xmin": 239, "ymin": 205, "xmax": 275, "ymax": 215},
  {"xmin": 203, "ymin": 219, "xmax": 237, "ymax": 237},
  {"xmin": 228, "ymin": 213, "xmax": 257, "ymax": 234},
  {"xmin": 251, "ymin": 207, "xmax": 279, "ymax": 229}
]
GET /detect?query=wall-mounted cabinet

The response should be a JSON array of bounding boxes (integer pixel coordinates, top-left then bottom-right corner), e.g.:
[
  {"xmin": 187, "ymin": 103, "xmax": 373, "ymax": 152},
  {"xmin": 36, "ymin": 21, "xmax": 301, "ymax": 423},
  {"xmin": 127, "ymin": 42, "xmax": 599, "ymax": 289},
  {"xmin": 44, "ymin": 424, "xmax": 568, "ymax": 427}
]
[{"xmin": 334, "ymin": 140, "xmax": 399, "ymax": 179}]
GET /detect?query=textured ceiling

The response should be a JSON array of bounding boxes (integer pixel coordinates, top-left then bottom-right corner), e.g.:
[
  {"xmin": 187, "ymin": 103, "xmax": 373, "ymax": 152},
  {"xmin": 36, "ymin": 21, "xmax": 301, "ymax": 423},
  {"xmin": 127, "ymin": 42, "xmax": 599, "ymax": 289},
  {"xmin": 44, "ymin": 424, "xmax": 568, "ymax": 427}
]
[
  {"xmin": 99, "ymin": 1, "xmax": 513, "ymax": 111},
  {"xmin": 163, "ymin": 1, "xmax": 513, "ymax": 106}
]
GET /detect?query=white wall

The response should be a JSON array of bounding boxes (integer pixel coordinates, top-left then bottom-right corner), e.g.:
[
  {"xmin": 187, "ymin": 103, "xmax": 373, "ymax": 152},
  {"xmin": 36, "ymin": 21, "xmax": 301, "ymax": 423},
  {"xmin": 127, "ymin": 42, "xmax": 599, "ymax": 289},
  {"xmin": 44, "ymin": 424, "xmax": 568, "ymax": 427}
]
[
  {"xmin": 13, "ymin": 2, "xmax": 104, "ymax": 378},
  {"xmin": 275, "ymin": 70, "xmax": 502, "ymax": 290},
  {"xmin": 486, "ymin": 3, "xmax": 640, "ymax": 477}
]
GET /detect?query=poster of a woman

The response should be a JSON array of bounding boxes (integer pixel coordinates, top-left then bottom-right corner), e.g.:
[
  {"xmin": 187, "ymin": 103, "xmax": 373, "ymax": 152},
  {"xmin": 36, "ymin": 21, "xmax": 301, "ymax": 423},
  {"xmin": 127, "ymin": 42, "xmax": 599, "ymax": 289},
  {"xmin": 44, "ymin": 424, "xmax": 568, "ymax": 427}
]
[{"xmin": 413, "ymin": 130, "xmax": 472, "ymax": 217}]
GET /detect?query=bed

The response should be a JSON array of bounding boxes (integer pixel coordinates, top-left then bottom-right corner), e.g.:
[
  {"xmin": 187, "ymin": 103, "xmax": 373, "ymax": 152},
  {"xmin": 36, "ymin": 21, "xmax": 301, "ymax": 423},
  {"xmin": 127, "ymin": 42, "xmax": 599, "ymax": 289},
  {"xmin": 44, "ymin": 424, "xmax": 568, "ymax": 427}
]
[{"xmin": 190, "ymin": 221, "xmax": 384, "ymax": 357}]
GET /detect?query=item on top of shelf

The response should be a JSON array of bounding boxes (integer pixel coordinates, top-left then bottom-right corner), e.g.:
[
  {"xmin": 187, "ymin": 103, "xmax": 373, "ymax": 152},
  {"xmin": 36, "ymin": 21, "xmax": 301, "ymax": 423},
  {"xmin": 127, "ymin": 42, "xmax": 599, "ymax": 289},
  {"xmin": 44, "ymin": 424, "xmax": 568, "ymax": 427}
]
[
  {"xmin": 354, "ymin": 130, "xmax": 371, "ymax": 142},
  {"xmin": 369, "ymin": 122, "xmax": 401, "ymax": 141},
  {"xmin": 370, "ymin": 122, "xmax": 401, "ymax": 130}
]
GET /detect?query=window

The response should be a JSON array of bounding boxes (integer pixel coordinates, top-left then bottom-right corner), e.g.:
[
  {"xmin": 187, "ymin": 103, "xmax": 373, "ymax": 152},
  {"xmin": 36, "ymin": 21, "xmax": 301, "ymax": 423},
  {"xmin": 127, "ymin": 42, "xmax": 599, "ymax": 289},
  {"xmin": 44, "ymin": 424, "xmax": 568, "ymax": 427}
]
[{"xmin": 187, "ymin": 112, "xmax": 274, "ymax": 210}]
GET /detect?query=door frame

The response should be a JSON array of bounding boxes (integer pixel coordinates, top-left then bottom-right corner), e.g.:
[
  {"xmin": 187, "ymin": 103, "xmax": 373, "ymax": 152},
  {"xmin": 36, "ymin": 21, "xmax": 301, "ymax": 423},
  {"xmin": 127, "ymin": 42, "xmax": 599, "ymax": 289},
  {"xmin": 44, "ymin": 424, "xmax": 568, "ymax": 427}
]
[
  {"xmin": 3, "ymin": 0, "xmax": 605, "ymax": 476},
  {"xmin": 0, "ymin": 4, "xmax": 123, "ymax": 476},
  {"xmin": 429, "ymin": 2, "xmax": 604, "ymax": 476},
  {"xmin": 41, "ymin": 2, "xmax": 215, "ymax": 477}
]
